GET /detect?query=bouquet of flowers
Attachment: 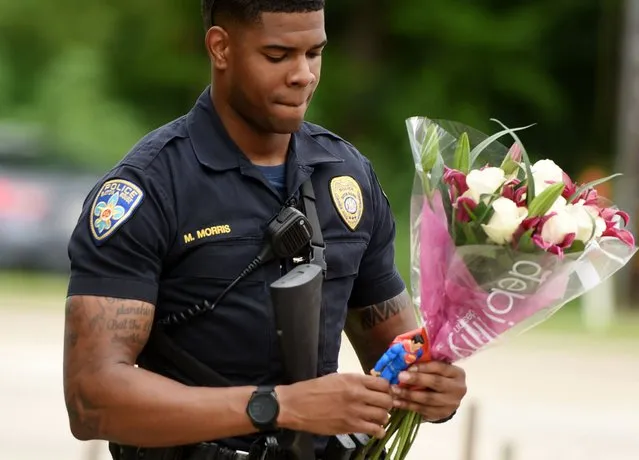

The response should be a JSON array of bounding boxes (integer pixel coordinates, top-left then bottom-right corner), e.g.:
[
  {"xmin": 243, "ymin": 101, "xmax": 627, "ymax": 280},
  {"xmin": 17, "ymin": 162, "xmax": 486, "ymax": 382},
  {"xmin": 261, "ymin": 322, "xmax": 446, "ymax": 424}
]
[{"xmin": 358, "ymin": 117, "xmax": 638, "ymax": 460}]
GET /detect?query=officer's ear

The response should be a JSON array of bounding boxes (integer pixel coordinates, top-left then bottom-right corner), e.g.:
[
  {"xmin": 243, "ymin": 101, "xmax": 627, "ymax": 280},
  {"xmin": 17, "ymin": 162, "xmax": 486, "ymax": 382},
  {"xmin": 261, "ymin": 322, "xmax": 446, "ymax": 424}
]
[{"xmin": 205, "ymin": 26, "xmax": 230, "ymax": 70}]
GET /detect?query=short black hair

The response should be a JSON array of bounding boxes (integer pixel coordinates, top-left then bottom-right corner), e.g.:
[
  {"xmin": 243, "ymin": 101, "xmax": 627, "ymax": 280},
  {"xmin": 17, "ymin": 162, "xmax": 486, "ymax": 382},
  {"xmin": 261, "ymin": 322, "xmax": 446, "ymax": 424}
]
[
  {"xmin": 411, "ymin": 334, "xmax": 425, "ymax": 345},
  {"xmin": 201, "ymin": 0, "xmax": 325, "ymax": 29}
]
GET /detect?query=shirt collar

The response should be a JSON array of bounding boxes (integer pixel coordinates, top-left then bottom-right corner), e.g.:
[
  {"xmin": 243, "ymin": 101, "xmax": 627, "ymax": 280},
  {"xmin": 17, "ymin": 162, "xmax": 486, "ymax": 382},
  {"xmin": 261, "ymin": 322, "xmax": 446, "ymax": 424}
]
[{"xmin": 186, "ymin": 86, "xmax": 343, "ymax": 171}]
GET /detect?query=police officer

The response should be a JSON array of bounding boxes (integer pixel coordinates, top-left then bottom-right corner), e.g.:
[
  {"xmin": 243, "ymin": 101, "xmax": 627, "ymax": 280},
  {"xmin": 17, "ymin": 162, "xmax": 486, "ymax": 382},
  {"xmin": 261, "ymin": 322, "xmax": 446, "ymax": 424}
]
[{"xmin": 62, "ymin": 1, "xmax": 468, "ymax": 459}]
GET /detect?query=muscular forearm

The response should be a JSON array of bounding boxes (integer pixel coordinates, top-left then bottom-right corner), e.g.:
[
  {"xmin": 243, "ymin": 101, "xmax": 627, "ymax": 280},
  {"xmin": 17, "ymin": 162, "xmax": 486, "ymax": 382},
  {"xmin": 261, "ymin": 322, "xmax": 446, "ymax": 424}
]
[
  {"xmin": 346, "ymin": 290, "xmax": 419, "ymax": 372},
  {"xmin": 67, "ymin": 365, "xmax": 257, "ymax": 447}
]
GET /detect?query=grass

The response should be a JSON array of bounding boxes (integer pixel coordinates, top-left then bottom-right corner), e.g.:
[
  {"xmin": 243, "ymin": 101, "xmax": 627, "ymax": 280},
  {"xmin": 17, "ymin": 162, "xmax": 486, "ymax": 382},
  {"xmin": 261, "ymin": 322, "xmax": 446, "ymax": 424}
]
[
  {"xmin": 527, "ymin": 300, "xmax": 639, "ymax": 340},
  {"xmin": 0, "ymin": 269, "xmax": 69, "ymax": 310}
]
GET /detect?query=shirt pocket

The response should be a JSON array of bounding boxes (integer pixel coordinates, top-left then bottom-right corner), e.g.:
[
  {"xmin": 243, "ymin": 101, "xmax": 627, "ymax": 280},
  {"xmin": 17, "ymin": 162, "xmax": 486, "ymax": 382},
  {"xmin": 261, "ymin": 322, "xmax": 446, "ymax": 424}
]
[
  {"xmin": 319, "ymin": 237, "xmax": 367, "ymax": 374},
  {"xmin": 166, "ymin": 236, "xmax": 279, "ymax": 381},
  {"xmin": 173, "ymin": 232, "xmax": 265, "ymax": 278}
]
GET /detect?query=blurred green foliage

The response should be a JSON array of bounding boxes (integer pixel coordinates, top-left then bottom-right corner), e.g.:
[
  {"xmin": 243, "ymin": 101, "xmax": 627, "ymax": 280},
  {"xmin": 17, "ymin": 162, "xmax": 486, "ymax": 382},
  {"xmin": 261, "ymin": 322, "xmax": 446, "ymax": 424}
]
[{"xmin": 0, "ymin": 0, "xmax": 624, "ymax": 280}]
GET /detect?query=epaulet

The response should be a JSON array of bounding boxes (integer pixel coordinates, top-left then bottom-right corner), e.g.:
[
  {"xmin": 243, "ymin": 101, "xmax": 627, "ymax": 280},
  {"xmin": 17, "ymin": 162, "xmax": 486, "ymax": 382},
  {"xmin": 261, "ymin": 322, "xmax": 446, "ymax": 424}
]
[
  {"xmin": 120, "ymin": 116, "xmax": 188, "ymax": 171},
  {"xmin": 302, "ymin": 121, "xmax": 354, "ymax": 148}
]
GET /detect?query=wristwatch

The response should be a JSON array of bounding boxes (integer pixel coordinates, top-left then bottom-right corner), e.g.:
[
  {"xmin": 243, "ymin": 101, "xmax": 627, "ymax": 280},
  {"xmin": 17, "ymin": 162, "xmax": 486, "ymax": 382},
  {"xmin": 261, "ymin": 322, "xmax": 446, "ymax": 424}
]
[{"xmin": 246, "ymin": 386, "xmax": 280, "ymax": 432}]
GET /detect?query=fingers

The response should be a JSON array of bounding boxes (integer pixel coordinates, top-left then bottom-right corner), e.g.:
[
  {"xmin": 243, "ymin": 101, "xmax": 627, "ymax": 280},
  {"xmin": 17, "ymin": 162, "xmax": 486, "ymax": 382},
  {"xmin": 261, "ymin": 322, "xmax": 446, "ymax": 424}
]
[
  {"xmin": 360, "ymin": 387, "xmax": 394, "ymax": 412},
  {"xmin": 358, "ymin": 404, "xmax": 392, "ymax": 427},
  {"xmin": 398, "ymin": 364, "xmax": 465, "ymax": 393},
  {"xmin": 361, "ymin": 374, "xmax": 391, "ymax": 392},
  {"xmin": 391, "ymin": 386, "xmax": 449, "ymax": 408},
  {"xmin": 411, "ymin": 361, "xmax": 466, "ymax": 379},
  {"xmin": 358, "ymin": 421, "xmax": 387, "ymax": 440},
  {"xmin": 393, "ymin": 399, "xmax": 451, "ymax": 422},
  {"xmin": 398, "ymin": 371, "xmax": 449, "ymax": 392}
]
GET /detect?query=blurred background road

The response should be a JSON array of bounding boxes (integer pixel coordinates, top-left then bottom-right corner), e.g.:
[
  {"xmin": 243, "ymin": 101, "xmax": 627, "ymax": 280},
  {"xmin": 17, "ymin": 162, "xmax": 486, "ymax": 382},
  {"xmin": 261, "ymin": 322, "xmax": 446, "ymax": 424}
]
[
  {"xmin": 1, "ymin": 300, "xmax": 638, "ymax": 460},
  {"xmin": 2, "ymin": 1, "xmax": 639, "ymax": 459}
]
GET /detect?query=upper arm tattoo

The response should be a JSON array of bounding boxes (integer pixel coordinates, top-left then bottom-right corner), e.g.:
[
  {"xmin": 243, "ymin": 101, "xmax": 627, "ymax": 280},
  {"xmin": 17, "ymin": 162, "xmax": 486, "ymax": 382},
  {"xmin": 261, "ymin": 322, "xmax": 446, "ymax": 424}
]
[
  {"xmin": 64, "ymin": 296, "xmax": 154, "ymax": 359},
  {"xmin": 63, "ymin": 296, "xmax": 155, "ymax": 437}
]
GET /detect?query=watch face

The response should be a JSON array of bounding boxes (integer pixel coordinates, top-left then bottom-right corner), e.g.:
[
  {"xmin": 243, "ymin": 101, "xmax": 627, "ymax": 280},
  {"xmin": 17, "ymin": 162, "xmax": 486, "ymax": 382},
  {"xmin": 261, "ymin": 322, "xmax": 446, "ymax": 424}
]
[{"xmin": 249, "ymin": 393, "xmax": 278, "ymax": 424}]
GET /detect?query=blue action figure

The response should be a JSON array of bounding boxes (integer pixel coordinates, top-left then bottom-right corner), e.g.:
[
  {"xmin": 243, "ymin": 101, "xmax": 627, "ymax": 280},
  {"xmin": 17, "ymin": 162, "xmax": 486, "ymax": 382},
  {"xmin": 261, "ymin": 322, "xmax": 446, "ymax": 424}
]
[{"xmin": 370, "ymin": 334, "xmax": 425, "ymax": 385}]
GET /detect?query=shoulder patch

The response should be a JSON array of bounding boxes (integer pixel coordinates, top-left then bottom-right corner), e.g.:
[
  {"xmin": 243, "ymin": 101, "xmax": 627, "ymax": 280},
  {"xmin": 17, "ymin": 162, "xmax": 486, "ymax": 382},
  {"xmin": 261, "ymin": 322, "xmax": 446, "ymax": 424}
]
[
  {"xmin": 330, "ymin": 176, "xmax": 363, "ymax": 231},
  {"xmin": 89, "ymin": 179, "xmax": 145, "ymax": 245}
]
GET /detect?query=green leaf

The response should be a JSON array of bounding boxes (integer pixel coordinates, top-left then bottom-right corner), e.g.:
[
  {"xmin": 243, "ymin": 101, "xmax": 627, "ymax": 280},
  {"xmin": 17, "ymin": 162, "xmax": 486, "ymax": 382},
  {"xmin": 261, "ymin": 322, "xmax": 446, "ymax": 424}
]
[
  {"xmin": 565, "ymin": 240, "xmax": 586, "ymax": 254},
  {"xmin": 464, "ymin": 202, "xmax": 479, "ymax": 222},
  {"xmin": 527, "ymin": 182, "xmax": 565, "ymax": 217},
  {"xmin": 469, "ymin": 123, "xmax": 535, "ymax": 165},
  {"xmin": 453, "ymin": 131, "xmax": 471, "ymax": 174},
  {"xmin": 490, "ymin": 118, "xmax": 536, "ymax": 205},
  {"xmin": 567, "ymin": 173, "xmax": 623, "ymax": 203},
  {"xmin": 500, "ymin": 143, "xmax": 522, "ymax": 176},
  {"xmin": 454, "ymin": 222, "xmax": 466, "ymax": 246},
  {"xmin": 475, "ymin": 194, "xmax": 501, "ymax": 223},
  {"xmin": 420, "ymin": 124, "xmax": 440, "ymax": 173},
  {"xmin": 463, "ymin": 224, "xmax": 479, "ymax": 244},
  {"xmin": 516, "ymin": 228, "xmax": 536, "ymax": 252},
  {"xmin": 436, "ymin": 180, "xmax": 454, "ymax": 229},
  {"xmin": 430, "ymin": 151, "xmax": 446, "ymax": 191}
]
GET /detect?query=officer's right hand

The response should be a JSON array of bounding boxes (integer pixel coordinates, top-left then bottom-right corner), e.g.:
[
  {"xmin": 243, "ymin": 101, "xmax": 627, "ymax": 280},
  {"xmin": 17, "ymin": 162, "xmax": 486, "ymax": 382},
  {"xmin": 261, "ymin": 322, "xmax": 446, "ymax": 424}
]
[{"xmin": 276, "ymin": 373, "xmax": 393, "ymax": 439}]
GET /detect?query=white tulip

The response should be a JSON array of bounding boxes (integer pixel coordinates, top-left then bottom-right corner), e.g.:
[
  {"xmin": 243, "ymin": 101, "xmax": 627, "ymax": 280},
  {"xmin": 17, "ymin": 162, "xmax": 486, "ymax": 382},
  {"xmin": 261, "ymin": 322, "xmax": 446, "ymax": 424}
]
[
  {"xmin": 463, "ymin": 167, "xmax": 507, "ymax": 203},
  {"xmin": 531, "ymin": 159, "xmax": 564, "ymax": 194},
  {"xmin": 481, "ymin": 197, "xmax": 528, "ymax": 245},
  {"xmin": 564, "ymin": 204, "xmax": 606, "ymax": 243},
  {"xmin": 540, "ymin": 208, "xmax": 578, "ymax": 245}
]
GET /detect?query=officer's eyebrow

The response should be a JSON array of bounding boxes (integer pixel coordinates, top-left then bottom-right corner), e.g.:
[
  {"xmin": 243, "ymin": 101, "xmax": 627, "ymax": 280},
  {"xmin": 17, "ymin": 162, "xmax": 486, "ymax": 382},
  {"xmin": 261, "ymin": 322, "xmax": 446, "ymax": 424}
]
[{"xmin": 262, "ymin": 39, "xmax": 328, "ymax": 52}]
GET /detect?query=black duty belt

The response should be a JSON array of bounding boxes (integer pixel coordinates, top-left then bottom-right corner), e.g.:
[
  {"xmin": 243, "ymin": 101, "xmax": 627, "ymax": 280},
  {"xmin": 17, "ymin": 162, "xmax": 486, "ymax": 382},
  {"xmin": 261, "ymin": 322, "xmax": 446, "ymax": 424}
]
[
  {"xmin": 186, "ymin": 442, "xmax": 250, "ymax": 459},
  {"xmin": 116, "ymin": 442, "xmax": 253, "ymax": 460}
]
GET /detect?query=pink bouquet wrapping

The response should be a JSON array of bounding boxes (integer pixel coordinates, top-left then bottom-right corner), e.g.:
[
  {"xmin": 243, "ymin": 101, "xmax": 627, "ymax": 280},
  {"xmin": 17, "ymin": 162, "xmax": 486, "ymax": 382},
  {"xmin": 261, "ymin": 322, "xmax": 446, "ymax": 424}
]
[{"xmin": 359, "ymin": 117, "xmax": 638, "ymax": 460}]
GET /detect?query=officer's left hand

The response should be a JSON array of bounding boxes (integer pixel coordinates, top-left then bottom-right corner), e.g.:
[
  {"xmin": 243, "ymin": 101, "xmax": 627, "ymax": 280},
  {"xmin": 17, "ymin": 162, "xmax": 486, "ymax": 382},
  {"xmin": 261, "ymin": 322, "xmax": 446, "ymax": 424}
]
[{"xmin": 390, "ymin": 361, "xmax": 467, "ymax": 422}]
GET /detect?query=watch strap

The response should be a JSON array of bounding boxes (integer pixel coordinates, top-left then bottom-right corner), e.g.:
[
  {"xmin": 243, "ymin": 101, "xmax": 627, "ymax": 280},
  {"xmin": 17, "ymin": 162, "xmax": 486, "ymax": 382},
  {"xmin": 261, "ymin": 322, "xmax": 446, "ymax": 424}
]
[
  {"xmin": 248, "ymin": 385, "xmax": 279, "ymax": 432},
  {"xmin": 256, "ymin": 385, "xmax": 276, "ymax": 395}
]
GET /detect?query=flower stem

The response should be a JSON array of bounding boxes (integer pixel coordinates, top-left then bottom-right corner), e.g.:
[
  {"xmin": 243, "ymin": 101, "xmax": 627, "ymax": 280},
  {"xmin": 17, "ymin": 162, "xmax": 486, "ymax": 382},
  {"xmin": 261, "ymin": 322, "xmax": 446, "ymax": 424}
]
[{"xmin": 360, "ymin": 409, "xmax": 406, "ymax": 460}]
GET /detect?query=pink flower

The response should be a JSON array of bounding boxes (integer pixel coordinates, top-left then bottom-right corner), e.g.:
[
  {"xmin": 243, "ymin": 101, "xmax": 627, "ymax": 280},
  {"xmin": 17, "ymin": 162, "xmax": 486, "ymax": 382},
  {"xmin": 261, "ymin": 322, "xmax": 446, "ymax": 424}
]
[
  {"xmin": 561, "ymin": 174, "xmax": 600, "ymax": 206},
  {"xmin": 600, "ymin": 208, "xmax": 630, "ymax": 227},
  {"xmin": 501, "ymin": 179, "xmax": 527, "ymax": 207},
  {"xmin": 602, "ymin": 226, "xmax": 635, "ymax": 246},
  {"xmin": 532, "ymin": 232, "xmax": 576, "ymax": 257},
  {"xmin": 506, "ymin": 143, "xmax": 522, "ymax": 163},
  {"xmin": 443, "ymin": 167, "xmax": 469, "ymax": 198},
  {"xmin": 534, "ymin": 210, "xmax": 578, "ymax": 257},
  {"xmin": 454, "ymin": 196, "xmax": 477, "ymax": 223},
  {"xmin": 581, "ymin": 189, "xmax": 600, "ymax": 207},
  {"xmin": 512, "ymin": 216, "xmax": 541, "ymax": 244},
  {"xmin": 561, "ymin": 172, "xmax": 578, "ymax": 202},
  {"xmin": 599, "ymin": 208, "xmax": 635, "ymax": 246},
  {"xmin": 514, "ymin": 213, "xmax": 576, "ymax": 257}
]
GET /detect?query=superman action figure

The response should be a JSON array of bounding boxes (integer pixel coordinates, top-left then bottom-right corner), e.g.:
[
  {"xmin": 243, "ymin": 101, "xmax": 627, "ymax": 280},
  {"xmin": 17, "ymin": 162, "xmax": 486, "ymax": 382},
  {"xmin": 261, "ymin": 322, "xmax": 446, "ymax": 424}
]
[{"xmin": 370, "ymin": 334, "xmax": 425, "ymax": 385}]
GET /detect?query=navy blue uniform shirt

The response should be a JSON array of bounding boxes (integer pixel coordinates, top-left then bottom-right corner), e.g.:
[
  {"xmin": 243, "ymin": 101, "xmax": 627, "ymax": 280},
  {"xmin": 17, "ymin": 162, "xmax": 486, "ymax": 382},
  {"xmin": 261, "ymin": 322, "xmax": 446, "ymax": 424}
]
[{"xmin": 67, "ymin": 87, "xmax": 405, "ymax": 451}]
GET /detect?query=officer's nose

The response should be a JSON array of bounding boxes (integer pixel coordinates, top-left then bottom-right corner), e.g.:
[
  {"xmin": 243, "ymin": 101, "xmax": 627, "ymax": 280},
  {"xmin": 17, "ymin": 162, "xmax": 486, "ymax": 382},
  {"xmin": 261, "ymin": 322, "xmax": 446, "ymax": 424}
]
[{"xmin": 288, "ymin": 57, "xmax": 316, "ymax": 88}]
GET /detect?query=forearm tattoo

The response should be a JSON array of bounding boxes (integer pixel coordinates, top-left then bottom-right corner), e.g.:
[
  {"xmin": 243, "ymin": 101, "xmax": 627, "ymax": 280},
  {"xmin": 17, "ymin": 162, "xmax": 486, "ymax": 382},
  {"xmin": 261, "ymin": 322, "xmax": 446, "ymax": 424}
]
[
  {"xmin": 360, "ymin": 295, "xmax": 408, "ymax": 330},
  {"xmin": 345, "ymin": 290, "xmax": 413, "ymax": 372}
]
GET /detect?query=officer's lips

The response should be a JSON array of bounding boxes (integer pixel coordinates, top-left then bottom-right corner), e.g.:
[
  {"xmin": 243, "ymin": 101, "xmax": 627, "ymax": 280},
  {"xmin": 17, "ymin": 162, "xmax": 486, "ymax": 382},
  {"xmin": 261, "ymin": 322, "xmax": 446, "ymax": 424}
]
[
  {"xmin": 275, "ymin": 95, "xmax": 312, "ymax": 108},
  {"xmin": 277, "ymin": 101, "xmax": 307, "ymax": 108}
]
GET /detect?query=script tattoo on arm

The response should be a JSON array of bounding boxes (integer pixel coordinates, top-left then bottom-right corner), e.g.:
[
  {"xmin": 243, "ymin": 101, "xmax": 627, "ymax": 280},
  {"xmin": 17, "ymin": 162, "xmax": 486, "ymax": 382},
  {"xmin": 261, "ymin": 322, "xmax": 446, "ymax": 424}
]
[
  {"xmin": 63, "ymin": 295, "xmax": 155, "ymax": 440},
  {"xmin": 108, "ymin": 302, "xmax": 154, "ymax": 347},
  {"xmin": 345, "ymin": 289, "xmax": 418, "ymax": 372}
]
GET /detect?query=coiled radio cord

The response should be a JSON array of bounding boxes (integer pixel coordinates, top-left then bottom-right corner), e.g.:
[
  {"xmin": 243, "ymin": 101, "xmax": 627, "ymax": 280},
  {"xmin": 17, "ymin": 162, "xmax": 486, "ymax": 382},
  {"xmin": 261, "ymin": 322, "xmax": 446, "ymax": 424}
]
[{"xmin": 157, "ymin": 245, "xmax": 272, "ymax": 327}]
